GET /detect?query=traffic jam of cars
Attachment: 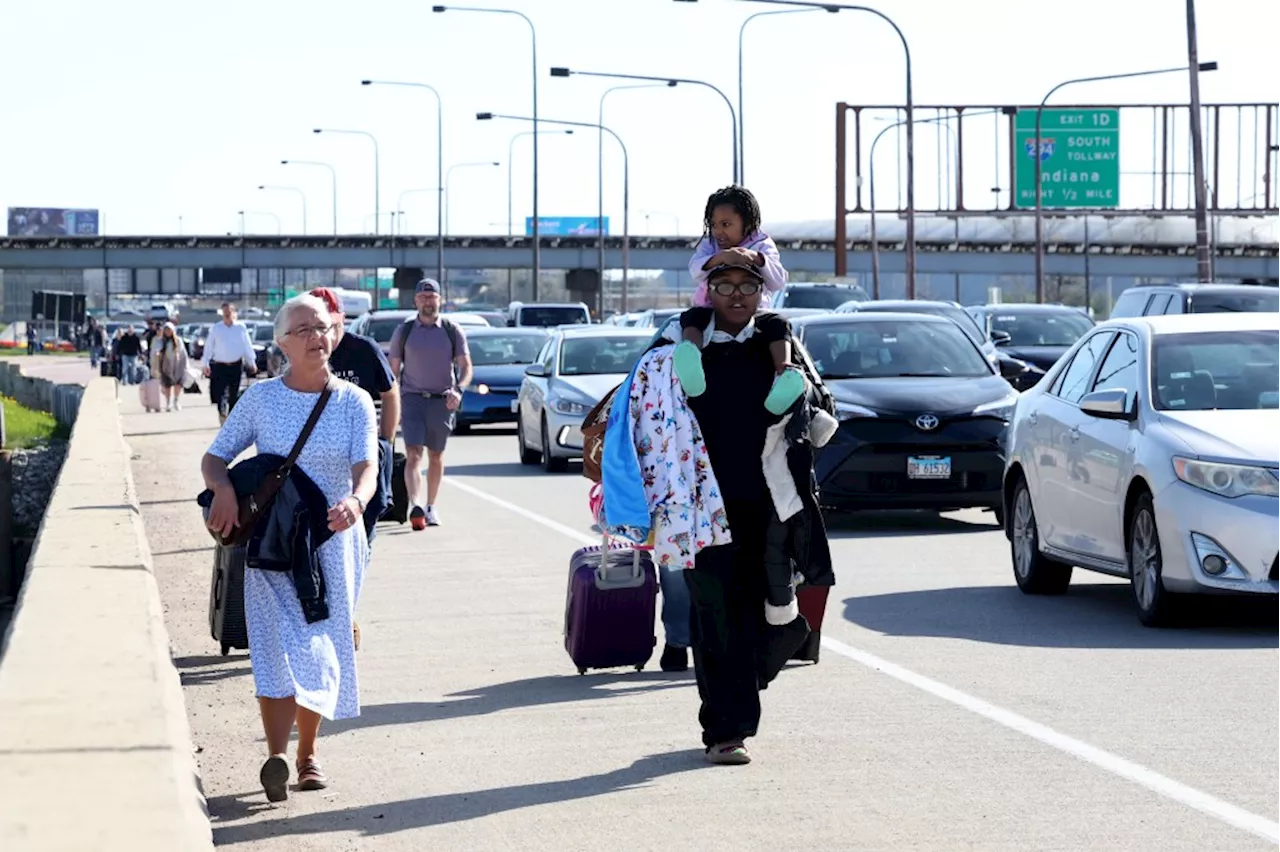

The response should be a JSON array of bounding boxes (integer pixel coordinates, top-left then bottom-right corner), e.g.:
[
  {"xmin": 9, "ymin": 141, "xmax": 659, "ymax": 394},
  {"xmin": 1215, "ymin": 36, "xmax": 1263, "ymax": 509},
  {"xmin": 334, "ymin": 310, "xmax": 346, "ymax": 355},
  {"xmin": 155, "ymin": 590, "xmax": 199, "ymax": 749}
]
[{"xmin": 351, "ymin": 282, "xmax": 1280, "ymax": 626}]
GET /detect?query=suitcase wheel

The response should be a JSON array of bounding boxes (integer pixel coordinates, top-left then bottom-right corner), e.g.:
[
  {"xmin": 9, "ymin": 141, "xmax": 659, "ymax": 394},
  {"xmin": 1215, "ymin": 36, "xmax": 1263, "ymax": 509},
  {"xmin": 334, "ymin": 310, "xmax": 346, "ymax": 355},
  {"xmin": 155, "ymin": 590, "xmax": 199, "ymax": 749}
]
[
  {"xmin": 634, "ymin": 664, "xmax": 644, "ymax": 672},
  {"xmin": 221, "ymin": 643, "xmax": 230, "ymax": 656},
  {"xmin": 577, "ymin": 667, "xmax": 586, "ymax": 675}
]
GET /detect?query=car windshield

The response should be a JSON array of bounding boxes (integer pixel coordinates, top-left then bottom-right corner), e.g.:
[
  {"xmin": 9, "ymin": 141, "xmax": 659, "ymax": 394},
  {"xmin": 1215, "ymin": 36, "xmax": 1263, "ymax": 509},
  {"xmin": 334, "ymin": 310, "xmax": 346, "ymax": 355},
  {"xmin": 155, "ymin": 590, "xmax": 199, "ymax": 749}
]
[
  {"xmin": 1152, "ymin": 329, "xmax": 1279, "ymax": 411},
  {"xmin": 785, "ymin": 286, "xmax": 867, "ymax": 309},
  {"xmin": 469, "ymin": 333, "xmax": 548, "ymax": 365},
  {"xmin": 860, "ymin": 304, "xmax": 985, "ymax": 346},
  {"xmin": 646, "ymin": 309, "xmax": 681, "ymax": 326},
  {"xmin": 365, "ymin": 317, "xmax": 412, "ymax": 342},
  {"xmin": 559, "ymin": 336, "xmax": 651, "ymax": 376},
  {"xmin": 802, "ymin": 319, "xmax": 992, "ymax": 379},
  {"xmin": 987, "ymin": 310, "xmax": 1093, "ymax": 346},
  {"xmin": 253, "ymin": 324, "xmax": 274, "ymax": 342},
  {"xmin": 1190, "ymin": 290, "xmax": 1280, "ymax": 314},
  {"xmin": 520, "ymin": 306, "xmax": 588, "ymax": 327}
]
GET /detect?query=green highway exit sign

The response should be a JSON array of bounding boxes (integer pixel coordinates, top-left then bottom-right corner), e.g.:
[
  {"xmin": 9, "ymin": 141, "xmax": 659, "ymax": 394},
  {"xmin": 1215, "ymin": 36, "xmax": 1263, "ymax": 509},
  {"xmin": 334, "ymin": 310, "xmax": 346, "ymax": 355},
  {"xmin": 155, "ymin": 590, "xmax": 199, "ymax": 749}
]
[{"xmin": 1014, "ymin": 108, "xmax": 1120, "ymax": 209}]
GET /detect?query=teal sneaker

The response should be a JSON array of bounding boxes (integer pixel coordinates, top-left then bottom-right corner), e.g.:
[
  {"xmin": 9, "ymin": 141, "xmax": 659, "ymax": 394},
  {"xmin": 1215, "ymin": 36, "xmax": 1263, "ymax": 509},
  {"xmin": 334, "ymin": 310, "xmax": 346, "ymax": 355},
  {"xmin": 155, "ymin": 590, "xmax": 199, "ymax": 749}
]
[
  {"xmin": 764, "ymin": 367, "xmax": 805, "ymax": 415},
  {"xmin": 673, "ymin": 340, "xmax": 707, "ymax": 397}
]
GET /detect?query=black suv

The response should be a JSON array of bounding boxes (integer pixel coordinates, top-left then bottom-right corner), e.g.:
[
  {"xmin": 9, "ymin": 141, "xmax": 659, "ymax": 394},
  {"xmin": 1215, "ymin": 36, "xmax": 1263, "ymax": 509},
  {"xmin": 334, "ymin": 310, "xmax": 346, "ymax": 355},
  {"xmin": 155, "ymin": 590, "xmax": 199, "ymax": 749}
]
[
  {"xmin": 773, "ymin": 281, "xmax": 869, "ymax": 310},
  {"xmin": 1108, "ymin": 283, "xmax": 1278, "ymax": 318}
]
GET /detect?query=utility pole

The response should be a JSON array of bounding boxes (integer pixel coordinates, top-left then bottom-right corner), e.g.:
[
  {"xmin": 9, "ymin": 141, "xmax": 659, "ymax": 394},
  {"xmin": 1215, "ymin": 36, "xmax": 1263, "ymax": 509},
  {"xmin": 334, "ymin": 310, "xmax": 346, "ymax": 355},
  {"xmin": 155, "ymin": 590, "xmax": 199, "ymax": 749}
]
[{"xmin": 1185, "ymin": 0, "xmax": 1212, "ymax": 281}]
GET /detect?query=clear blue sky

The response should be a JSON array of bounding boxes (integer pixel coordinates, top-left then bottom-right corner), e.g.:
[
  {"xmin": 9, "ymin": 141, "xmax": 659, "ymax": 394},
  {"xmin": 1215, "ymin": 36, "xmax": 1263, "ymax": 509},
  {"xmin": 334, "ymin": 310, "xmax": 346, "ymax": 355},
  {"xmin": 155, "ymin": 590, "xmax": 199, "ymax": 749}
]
[{"xmin": 2, "ymin": 0, "xmax": 1275, "ymax": 237}]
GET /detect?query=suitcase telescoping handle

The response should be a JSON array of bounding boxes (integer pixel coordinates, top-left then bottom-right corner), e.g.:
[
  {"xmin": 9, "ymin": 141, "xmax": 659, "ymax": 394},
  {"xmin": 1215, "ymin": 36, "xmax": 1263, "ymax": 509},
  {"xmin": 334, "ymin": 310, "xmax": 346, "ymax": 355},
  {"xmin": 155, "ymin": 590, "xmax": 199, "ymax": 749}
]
[{"xmin": 594, "ymin": 532, "xmax": 646, "ymax": 590}]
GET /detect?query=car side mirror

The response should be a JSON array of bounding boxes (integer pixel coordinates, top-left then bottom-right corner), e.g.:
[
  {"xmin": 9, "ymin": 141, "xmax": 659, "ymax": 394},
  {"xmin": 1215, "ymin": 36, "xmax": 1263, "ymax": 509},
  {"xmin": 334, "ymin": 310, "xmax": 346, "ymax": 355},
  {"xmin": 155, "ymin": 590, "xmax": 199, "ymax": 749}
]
[
  {"xmin": 990, "ymin": 330, "xmax": 1012, "ymax": 346},
  {"xmin": 524, "ymin": 364, "xmax": 547, "ymax": 378},
  {"xmin": 1080, "ymin": 388, "xmax": 1136, "ymax": 421},
  {"xmin": 998, "ymin": 356, "xmax": 1029, "ymax": 379}
]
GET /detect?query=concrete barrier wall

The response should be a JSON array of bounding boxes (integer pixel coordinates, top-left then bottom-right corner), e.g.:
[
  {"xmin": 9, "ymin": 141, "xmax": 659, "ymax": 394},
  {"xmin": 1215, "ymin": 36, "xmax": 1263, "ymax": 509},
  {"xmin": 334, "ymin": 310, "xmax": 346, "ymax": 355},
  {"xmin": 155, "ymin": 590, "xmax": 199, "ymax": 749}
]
[
  {"xmin": 0, "ymin": 361, "xmax": 83, "ymax": 428},
  {"xmin": 0, "ymin": 377, "xmax": 214, "ymax": 851}
]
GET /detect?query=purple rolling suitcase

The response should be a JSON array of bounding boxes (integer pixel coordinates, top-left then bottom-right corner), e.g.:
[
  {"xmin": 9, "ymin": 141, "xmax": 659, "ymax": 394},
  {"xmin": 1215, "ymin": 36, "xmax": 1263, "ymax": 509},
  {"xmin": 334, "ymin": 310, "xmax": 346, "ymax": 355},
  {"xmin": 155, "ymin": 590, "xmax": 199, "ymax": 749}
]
[{"xmin": 564, "ymin": 537, "xmax": 658, "ymax": 674}]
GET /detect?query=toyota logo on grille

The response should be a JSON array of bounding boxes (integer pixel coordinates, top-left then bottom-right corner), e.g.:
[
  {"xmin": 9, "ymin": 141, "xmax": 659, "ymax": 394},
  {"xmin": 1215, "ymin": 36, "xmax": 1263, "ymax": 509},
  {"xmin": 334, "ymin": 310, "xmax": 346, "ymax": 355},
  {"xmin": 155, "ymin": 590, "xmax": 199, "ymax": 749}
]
[{"xmin": 914, "ymin": 414, "xmax": 940, "ymax": 431}]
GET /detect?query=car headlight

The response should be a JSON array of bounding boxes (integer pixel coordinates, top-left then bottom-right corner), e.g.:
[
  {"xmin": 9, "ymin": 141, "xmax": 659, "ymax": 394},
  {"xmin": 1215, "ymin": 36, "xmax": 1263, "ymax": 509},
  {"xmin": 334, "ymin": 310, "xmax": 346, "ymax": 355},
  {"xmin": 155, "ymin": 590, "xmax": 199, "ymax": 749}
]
[
  {"xmin": 475, "ymin": 383, "xmax": 490, "ymax": 395},
  {"xmin": 972, "ymin": 392, "xmax": 1019, "ymax": 420},
  {"xmin": 1172, "ymin": 457, "xmax": 1279, "ymax": 498},
  {"xmin": 551, "ymin": 397, "xmax": 591, "ymax": 416},
  {"xmin": 835, "ymin": 402, "xmax": 877, "ymax": 421}
]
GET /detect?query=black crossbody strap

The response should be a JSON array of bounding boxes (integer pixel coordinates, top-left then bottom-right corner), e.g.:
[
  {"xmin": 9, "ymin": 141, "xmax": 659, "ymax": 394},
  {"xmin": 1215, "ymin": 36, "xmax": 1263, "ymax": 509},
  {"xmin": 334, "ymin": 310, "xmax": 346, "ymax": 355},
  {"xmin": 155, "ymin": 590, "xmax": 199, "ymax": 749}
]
[{"xmin": 282, "ymin": 380, "xmax": 334, "ymax": 470}]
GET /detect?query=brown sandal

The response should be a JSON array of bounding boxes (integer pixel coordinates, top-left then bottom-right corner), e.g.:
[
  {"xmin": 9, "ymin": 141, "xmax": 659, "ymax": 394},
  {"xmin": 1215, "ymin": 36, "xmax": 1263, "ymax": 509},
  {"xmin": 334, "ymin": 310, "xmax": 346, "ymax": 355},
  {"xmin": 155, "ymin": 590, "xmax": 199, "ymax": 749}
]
[{"xmin": 296, "ymin": 758, "xmax": 328, "ymax": 791}]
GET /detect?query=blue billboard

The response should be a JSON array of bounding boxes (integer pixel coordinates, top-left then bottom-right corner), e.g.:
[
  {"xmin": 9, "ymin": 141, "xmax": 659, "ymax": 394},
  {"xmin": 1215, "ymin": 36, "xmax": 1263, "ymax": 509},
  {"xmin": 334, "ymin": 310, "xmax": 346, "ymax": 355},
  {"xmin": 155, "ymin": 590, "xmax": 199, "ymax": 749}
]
[
  {"xmin": 7, "ymin": 207, "xmax": 100, "ymax": 236},
  {"xmin": 524, "ymin": 216, "xmax": 609, "ymax": 236}
]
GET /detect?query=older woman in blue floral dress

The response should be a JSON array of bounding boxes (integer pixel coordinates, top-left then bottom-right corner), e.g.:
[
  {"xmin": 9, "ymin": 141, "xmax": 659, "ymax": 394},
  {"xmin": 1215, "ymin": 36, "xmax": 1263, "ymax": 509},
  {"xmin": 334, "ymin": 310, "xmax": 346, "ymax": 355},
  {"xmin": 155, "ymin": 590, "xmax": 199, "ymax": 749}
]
[{"xmin": 201, "ymin": 293, "xmax": 377, "ymax": 802}]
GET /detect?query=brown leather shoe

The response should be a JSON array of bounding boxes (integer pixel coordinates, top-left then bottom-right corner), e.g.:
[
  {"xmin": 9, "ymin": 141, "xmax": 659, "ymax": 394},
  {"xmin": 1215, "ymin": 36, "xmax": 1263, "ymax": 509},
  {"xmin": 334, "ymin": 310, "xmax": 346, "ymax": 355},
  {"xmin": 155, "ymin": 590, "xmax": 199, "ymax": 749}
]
[{"xmin": 296, "ymin": 758, "xmax": 328, "ymax": 791}]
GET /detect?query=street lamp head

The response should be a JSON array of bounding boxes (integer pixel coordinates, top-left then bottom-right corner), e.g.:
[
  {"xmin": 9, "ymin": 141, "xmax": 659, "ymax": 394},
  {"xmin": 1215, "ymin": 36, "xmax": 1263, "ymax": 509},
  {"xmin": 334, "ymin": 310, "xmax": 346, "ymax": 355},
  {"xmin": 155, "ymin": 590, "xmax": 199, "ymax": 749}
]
[
  {"xmin": 312, "ymin": 128, "xmax": 322, "ymax": 134},
  {"xmin": 491, "ymin": 161, "xmax": 500, "ymax": 166},
  {"xmin": 1198, "ymin": 61, "xmax": 1218, "ymax": 71},
  {"xmin": 667, "ymin": 80, "xmax": 678, "ymax": 87},
  {"xmin": 257, "ymin": 185, "xmax": 266, "ymax": 190},
  {"xmin": 550, "ymin": 67, "xmax": 571, "ymax": 77},
  {"xmin": 360, "ymin": 79, "xmax": 372, "ymax": 85},
  {"xmin": 432, "ymin": 4, "xmax": 446, "ymax": 11},
  {"xmin": 280, "ymin": 159, "xmax": 289, "ymax": 164},
  {"xmin": 476, "ymin": 112, "xmax": 494, "ymax": 120}
]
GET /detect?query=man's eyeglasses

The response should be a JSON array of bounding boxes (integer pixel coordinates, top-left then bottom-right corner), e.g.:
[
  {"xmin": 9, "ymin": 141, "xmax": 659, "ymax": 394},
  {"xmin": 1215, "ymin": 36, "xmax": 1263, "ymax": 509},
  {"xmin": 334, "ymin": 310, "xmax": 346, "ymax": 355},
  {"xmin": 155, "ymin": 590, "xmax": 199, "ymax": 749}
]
[
  {"xmin": 288, "ymin": 324, "xmax": 333, "ymax": 339},
  {"xmin": 711, "ymin": 280, "xmax": 761, "ymax": 297}
]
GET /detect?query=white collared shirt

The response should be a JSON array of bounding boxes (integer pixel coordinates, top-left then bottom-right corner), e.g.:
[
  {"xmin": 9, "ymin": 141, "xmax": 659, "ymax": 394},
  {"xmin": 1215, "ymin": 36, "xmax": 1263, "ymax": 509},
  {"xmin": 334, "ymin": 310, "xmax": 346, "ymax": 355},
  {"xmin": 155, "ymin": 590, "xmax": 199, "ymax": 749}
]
[
  {"xmin": 706, "ymin": 316, "xmax": 757, "ymax": 344},
  {"xmin": 204, "ymin": 320, "xmax": 255, "ymax": 366}
]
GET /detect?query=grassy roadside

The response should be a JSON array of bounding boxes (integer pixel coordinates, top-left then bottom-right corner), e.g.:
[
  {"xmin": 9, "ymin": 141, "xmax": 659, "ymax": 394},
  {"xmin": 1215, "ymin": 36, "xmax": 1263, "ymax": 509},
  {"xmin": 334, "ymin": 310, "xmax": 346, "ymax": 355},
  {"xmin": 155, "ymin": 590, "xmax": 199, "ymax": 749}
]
[{"xmin": 2, "ymin": 396, "xmax": 69, "ymax": 449}]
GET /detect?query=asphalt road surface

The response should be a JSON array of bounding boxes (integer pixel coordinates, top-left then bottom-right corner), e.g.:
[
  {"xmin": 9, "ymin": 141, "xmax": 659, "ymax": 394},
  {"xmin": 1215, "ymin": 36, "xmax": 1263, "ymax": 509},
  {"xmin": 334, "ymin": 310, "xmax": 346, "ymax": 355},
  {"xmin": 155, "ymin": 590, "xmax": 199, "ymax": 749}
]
[{"xmin": 129, "ymin": 390, "xmax": 1279, "ymax": 851}]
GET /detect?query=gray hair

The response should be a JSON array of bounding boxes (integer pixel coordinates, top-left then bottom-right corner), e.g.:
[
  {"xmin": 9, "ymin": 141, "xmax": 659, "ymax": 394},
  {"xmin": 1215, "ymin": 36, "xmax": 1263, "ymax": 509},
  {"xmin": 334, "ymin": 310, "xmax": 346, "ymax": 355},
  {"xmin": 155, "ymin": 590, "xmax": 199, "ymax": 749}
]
[{"xmin": 273, "ymin": 293, "xmax": 330, "ymax": 343}]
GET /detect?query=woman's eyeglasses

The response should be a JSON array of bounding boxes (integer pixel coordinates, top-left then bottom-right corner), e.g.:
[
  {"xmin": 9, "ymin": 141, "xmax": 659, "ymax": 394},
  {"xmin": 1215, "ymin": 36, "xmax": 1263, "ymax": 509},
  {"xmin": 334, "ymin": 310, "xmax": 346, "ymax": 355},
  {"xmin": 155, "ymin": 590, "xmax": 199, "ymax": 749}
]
[
  {"xmin": 711, "ymin": 280, "xmax": 761, "ymax": 297},
  {"xmin": 288, "ymin": 324, "xmax": 333, "ymax": 339}
]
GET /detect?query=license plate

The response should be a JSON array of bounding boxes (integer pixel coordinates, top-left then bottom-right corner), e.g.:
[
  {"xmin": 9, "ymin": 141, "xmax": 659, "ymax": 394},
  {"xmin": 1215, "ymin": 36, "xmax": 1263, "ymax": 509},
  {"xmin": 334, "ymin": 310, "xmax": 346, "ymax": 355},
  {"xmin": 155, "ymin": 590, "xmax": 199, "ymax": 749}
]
[
  {"xmin": 510, "ymin": 400, "xmax": 519, "ymax": 413},
  {"xmin": 907, "ymin": 456, "xmax": 951, "ymax": 479}
]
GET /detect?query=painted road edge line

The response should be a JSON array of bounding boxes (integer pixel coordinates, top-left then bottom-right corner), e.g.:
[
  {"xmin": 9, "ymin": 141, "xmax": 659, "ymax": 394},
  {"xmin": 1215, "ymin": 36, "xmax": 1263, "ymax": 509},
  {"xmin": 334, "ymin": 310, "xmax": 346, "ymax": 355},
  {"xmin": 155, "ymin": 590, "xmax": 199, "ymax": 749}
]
[{"xmin": 445, "ymin": 475, "xmax": 1280, "ymax": 847}]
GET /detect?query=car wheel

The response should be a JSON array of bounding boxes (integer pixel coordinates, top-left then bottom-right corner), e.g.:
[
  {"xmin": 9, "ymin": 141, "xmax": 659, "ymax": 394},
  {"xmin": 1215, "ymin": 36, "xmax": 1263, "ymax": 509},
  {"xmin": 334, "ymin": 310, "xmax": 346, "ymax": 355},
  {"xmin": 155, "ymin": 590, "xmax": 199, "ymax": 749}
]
[
  {"xmin": 453, "ymin": 421, "xmax": 471, "ymax": 435},
  {"xmin": 542, "ymin": 416, "xmax": 568, "ymax": 473},
  {"xmin": 1129, "ymin": 492, "xmax": 1177, "ymax": 627},
  {"xmin": 517, "ymin": 411, "xmax": 540, "ymax": 465},
  {"xmin": 1009, "ymin": 478, "xmax": 1072, "ymax": 595}
]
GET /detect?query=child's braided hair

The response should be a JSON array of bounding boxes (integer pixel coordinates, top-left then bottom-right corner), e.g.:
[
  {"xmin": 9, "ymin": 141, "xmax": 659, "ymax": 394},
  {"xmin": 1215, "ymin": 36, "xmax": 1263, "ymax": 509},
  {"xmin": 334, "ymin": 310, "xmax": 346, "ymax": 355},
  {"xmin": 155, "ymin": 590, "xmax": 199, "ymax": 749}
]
[{"xmin": 701, "ymin": 185, "xmax": 762, "ymax": 243}]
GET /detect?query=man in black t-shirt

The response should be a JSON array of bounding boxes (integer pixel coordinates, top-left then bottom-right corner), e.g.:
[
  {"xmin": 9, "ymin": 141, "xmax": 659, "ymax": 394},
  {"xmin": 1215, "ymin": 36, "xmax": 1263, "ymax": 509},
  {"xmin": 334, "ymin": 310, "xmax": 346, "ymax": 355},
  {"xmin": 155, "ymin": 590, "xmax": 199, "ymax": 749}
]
[{"xmin": 311, "ymin": 289, "xmax": 400, "ymax": 542}]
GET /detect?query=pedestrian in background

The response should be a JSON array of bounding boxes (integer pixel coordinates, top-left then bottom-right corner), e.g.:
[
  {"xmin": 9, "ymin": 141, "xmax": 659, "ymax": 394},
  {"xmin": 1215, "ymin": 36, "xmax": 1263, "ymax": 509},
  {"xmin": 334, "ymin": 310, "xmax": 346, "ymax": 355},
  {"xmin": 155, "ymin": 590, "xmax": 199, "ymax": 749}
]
[
  {"xmin": 387, "ymin": 279, "xmax": 472, "ymax": 530},
  {"xmin": 203, "ymin": 302, "xmax": 257, "ymax": 424}
]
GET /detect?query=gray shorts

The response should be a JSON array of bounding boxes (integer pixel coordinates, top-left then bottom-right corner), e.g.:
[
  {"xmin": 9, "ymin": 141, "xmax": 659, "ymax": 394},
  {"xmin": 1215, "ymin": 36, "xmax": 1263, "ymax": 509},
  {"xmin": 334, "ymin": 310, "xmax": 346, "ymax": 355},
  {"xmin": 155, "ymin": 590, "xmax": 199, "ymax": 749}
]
[{"xmin": 401, "ymin": 393, "xmax": 454, "ymax": 453}]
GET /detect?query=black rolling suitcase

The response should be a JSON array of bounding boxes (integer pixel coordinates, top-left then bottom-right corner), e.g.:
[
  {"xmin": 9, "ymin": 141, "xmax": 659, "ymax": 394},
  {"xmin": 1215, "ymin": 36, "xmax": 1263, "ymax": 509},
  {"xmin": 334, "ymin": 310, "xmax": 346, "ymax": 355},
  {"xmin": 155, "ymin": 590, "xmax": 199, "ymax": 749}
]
[
  {"xmin": 383, "ymin": 451, "xmax": 409, "ymax": 524},
  {"xmin": 209, "ymin": 543, "xmax": 249, "ymax": 655}
]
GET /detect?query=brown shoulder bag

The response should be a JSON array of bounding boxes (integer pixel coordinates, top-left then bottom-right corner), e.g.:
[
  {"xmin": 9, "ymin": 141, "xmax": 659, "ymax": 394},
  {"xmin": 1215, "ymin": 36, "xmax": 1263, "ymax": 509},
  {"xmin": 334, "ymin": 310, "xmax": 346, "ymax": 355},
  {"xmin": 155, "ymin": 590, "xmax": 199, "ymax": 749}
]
[{"xmin": 214, "ymin": 381, "xmax": 334, "ymax": 547}]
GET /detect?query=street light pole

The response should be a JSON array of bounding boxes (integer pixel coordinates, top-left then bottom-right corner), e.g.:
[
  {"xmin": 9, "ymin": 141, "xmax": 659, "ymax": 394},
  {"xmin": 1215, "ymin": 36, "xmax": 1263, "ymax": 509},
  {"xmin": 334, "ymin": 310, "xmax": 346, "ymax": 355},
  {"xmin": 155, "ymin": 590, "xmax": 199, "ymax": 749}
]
[
  {"xmin": 433, "ymin": 5, "xmax": 540, "ymax": 297},
  {"xmin": 479, "ymin": 112, "xmax": 631, "ymax": 311},
  {"xmin": 552, "ymin": 67, "xmax": 737, "ymax": 185},
  {"xmin": 738, "ymin": 7, "xmax": 834, "ymax": 185},
  {"xmin": 444, "ymin": 161, "xmax": 500, "ymax": 236},
  {"xmin": 599, "ymin": 84, "xmax": 670, "ymax": 316},
  {"xmin": 1033, "ymin": 62, "xmax": 1217, "ymax": 301},
  {"xmin": 361, "ymin": 80, "xmax": 445, "ymax": 286},
  {"xmin": 258, "ymin": 185, "xmax": 307, "ymax": 234},
  {"xmin": 313, "ymin": 128, "xmax": 380, "ymax": 234},
  {"xmin": 281, "ymin": 160, "xmax": 337, "ymax": 234},
  {"xmin": 726, "ymin": 0, "xmax": 914, "ymax": 294},
  {"xmin": 1184, "ymin": 0, "xmax": 1212, "ymax": 282}
]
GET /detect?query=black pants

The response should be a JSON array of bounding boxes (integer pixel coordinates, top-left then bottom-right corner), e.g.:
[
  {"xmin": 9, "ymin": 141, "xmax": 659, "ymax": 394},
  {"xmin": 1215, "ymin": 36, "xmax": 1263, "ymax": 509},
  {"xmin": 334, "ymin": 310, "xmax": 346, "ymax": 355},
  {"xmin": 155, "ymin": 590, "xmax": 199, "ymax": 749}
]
[
  {"xmin": 685, "ymin": 499, "xmax": 770, "ymax": 749},
  {"xmin": 208, "ymin": 362, "xmax": 244, "ymax": 414}
]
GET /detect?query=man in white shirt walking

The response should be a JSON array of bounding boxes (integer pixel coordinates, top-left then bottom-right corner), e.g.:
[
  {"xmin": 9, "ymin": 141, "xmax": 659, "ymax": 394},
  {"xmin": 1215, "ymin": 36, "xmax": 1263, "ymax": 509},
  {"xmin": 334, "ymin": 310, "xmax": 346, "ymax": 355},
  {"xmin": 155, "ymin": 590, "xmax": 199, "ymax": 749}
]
[{"xmin": 202, "ymin": 301, "xmax": 257, "ymax": 424}]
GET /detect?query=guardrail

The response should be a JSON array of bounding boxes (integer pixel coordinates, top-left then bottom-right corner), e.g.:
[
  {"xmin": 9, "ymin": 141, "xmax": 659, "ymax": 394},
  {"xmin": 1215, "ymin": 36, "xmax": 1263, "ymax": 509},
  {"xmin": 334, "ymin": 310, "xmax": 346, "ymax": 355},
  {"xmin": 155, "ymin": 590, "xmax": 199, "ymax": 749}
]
[
  {"xmin": 0, "ymin": 362, "xmax": 83, "ymax": 428},
  {"xmin": 0, "ymin": 378, "xmax": 213, "ymax": 851}
]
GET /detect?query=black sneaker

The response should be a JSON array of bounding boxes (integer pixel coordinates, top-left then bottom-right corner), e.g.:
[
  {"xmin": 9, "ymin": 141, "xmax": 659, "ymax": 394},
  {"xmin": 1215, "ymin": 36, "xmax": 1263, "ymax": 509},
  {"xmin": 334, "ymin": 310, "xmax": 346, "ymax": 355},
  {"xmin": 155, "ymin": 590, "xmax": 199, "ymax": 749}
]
[
  {"xmin": 660, "ymin": 643, "xmax": 689, "ymax": 672},
  {"xmin": 410, "ymin": 506, "xmax": 427, "ymax": 531}
]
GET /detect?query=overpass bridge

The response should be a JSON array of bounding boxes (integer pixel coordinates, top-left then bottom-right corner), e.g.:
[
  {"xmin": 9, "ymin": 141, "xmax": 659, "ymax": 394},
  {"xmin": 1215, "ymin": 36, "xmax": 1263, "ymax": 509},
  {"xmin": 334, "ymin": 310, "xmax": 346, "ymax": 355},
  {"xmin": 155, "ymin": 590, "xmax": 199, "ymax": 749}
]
[{"xmin": 1, "ymin": 214, "xmax": 1276, "ymax": 279}]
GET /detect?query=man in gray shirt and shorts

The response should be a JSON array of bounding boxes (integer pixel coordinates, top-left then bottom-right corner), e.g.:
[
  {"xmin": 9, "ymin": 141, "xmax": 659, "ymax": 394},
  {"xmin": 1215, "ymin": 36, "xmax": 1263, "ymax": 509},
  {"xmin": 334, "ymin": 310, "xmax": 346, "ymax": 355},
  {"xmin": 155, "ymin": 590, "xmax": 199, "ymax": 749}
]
[{"xmin": 389, "ymin": 279, "xmax": 473, "ymax": 530}]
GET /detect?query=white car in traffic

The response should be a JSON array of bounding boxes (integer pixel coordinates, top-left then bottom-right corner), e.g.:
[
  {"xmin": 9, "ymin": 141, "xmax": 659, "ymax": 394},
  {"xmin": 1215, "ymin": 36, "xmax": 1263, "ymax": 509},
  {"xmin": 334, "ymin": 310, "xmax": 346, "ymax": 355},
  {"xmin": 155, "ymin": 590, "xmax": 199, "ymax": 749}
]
[{"xmin": 1002, "ymin": 312, "xmax": 1279, "ymax": 626}]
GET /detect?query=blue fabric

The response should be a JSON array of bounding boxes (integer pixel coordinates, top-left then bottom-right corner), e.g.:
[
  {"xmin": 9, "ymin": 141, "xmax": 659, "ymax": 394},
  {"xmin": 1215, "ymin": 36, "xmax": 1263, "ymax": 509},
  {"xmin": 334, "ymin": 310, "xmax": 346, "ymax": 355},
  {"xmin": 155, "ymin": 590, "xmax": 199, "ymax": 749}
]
[
  {"xmin": 364, "ymin": 438, "xmax": 393, "ymax": 543},
  {"xmin": 600, "ymin": 364, "xmax": 651, "ymax": 544}
]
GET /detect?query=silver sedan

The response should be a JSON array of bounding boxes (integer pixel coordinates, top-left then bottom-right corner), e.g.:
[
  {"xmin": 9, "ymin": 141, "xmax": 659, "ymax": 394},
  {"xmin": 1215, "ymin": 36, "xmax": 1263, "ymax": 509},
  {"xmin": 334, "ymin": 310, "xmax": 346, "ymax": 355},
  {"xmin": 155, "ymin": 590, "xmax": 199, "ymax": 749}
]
[
  {"xmin": 516, "ymin": 327, "xmax": 654, "ymax": 473},
  {"xmin": 1001, "ymin": 311, "xmax": 1279, "ymax": 626}
]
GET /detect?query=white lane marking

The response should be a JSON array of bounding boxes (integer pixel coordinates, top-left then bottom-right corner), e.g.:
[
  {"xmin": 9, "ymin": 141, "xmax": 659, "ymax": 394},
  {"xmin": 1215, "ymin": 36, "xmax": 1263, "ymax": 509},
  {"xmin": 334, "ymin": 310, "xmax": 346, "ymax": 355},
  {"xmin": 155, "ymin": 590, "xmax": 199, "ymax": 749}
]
[
  {"xmin": 444, "ymin": 475, "xmax": 1280, "ymax": 846},
  {"xmin": 445, "ymin": 476, "xmax": 598, "ymax": 547}
]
